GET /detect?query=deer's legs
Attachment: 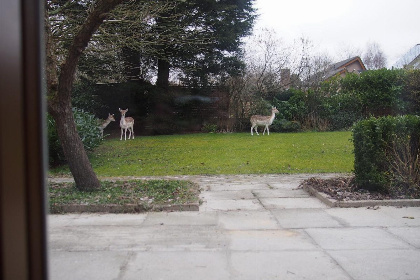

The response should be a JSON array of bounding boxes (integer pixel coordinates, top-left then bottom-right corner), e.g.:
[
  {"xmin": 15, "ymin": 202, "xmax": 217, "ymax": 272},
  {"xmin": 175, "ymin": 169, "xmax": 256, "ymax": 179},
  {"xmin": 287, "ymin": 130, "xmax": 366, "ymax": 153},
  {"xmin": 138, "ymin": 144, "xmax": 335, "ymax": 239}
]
[{"xmin": 263, "ymin": 125, "xmax": 270, "ymax": 135}]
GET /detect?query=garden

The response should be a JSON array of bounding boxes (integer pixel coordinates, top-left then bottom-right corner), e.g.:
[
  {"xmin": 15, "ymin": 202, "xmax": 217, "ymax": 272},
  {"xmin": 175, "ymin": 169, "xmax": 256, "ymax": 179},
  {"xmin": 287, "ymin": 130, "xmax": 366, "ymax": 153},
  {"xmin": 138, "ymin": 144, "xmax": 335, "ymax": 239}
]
[
  {"xmin": 49, "ymin": 70, "xmax": 420, "ymax": 209},
  {"xmin": 45, "ymin": 1, "xmax": 420, "ymax": 210}
]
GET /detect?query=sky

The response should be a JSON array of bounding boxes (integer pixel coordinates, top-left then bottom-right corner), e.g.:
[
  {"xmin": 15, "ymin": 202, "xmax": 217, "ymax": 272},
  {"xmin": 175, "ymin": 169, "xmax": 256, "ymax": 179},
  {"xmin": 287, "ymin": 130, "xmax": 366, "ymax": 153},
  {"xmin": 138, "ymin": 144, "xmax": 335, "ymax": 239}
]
[{"xmin": 252, "ymin": 0, "xmax": 420, "ymax": 67}]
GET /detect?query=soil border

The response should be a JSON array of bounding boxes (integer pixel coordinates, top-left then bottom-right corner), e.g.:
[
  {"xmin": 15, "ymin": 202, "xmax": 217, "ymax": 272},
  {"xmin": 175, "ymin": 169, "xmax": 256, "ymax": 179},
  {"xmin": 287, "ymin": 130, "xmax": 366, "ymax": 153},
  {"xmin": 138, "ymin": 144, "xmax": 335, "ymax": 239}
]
[{"xmin": 303, "ymin": 185, "xmax": 420, "ymax": 208}]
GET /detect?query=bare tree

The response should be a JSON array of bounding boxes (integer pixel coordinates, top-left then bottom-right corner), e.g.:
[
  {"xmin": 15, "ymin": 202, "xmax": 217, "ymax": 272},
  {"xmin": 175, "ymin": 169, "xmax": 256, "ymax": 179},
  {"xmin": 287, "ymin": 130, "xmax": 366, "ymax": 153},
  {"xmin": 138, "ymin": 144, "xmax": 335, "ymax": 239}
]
[
  {"xmin": 363, "ymin": 42, "xmax": 387, "ymax": 70},
  {"xmin": 335, "ymin": 43, "xmax": 362, "ymax": 60}
]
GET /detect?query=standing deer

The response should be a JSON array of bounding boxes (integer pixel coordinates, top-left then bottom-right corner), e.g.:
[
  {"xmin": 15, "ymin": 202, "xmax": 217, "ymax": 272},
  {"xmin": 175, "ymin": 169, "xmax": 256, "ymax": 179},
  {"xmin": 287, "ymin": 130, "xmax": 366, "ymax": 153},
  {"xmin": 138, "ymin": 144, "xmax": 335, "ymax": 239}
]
[
  {"xmin": 250, "ymin": 107, "xmax": 279, "ymax": 136},
  {"xmin": 119, "ymin": 108, "xmax": 135, "ymax": 140},
  {"xmin": 98, "ymin": 113, "xmax": 115, "ymax": 138}
]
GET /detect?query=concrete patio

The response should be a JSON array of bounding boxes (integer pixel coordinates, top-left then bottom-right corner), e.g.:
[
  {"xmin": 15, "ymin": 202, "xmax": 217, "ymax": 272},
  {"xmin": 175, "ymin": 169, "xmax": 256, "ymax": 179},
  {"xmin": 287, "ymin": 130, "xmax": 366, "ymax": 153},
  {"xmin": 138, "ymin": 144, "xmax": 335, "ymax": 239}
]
[{"xmin": 48, "ymin": 174, "xmax": 420, "ymax": 280}]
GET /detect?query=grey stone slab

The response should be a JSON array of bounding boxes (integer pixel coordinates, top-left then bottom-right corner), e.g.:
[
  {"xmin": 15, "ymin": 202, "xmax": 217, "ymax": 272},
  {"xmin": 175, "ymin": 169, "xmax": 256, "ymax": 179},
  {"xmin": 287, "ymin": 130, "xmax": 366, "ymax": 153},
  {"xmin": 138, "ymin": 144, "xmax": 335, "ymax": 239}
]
[
  {"xmin": 208, "ymin": 183, "xmax": 269, "ymax": 191},
  {"xmin": 200, "ymin": 190, "xmax": 255, "ymax": 200},
  {"xmin": 230, "ymin": 251, "xmax": 351, "ymax": 280},
  {"xmin": 271, "ymin": 209, "xmax": 343, "ymax": 228},
  {"xmin": 143, "ymin": 212, "xmax": 218, "ymax": 226},
  {"xmin": 259, "ymin": 197, "xmax": 328, "ymax": 209},
  {"xmin": 253, "ymin": 189, "xmax": 310, "ymax": 198},
  {"xmin": 306, "ymin": 228, "xmax": 413, "ymax": 250},
  {"xmin": 138, "ymin": 225, "xmax": 228, "ymax": 251},
  {"xmin": 267, "ymin": 182, "xmax": 302, "ymax": 189},
  {"xmin": 200, "ymin": 199, "xmax": 264, "ymax": 212},
  {"xmin": 123, "ymin": 251, "xmax": 230, "ymax": 280},
  {"xmin": 49, "ymin": 225, "xmax": 149, "ymax": 251},
  {"xmin": 49, "ymin": 251, "xmax": 128, "ymax": 280},
  {"xmin": 49, "ymin": 213, "xmax": 147, "ymax": 226},
  {"xmin": 48, "ymin": 214, "xmax": 81, "ymax": 227},
  {"xmin": 387, "ymin": 227, "xmax": 420, "ymax": 248},
  {"xmin": 228, "ymin": 229, "xmax": 319, "ymax": 251},
  {"xmin": 381, "ymin": 206, "xmax": 420, "ymax": 226},
  {"xmin": 328, "ymin": 249, "xmax": 420, "ymax": 280},
  {"xmin": 218, "ymin": 210, "xmax": 279, "ymax": 230},
  {"xmin": 325, "ymin": 207, "xmax": 411, "ymax": 227}
]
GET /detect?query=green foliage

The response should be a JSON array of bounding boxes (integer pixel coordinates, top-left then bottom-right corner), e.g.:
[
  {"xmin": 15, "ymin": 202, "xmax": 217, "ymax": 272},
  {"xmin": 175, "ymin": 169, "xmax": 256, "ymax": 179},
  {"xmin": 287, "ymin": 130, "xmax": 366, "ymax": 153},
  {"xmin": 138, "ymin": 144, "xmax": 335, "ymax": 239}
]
[
  {"xmin": 201, "ymin": 123, "xmax": 218, "ymax": 133},
  {"xmin": 353, "ymin": 115, "xmax": 420, "ymax": 196},
  {"xmin": 322, "ymin": 92, "xmax": 363, "ymax": 130},
  {"xmin": 272, "ymin": 69, "xmax": 419, "ymax": 131},
  {"xmin": 50, "ymin": 131, "xmax": 353, "ymax": 176},
  {"xmin": 341, "ymin": 69, "xmax": 406, "ymax": 116},
  {"xmin": 48, "ymin": 108, "xmax": 103, "ymax": 166},
  {"xmin": 403, "ymin": 69, "xmax": 420, "ymax": 114},
  {"xmin": 71, "ymin": 79, "xmax": 107, "ymax": 114},
  {"xmin": 271, "ymin": 119, "xmax": 301, "ymax": 132}
]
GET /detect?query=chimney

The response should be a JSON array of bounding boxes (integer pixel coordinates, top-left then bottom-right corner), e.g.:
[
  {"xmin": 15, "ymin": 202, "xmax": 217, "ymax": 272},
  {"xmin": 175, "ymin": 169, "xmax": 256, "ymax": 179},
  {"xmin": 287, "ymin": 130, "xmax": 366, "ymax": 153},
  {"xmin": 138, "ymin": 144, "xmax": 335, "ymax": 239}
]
[{"xmin": 281, "ymin": 69, "xmax": 291, "ymax": 89}]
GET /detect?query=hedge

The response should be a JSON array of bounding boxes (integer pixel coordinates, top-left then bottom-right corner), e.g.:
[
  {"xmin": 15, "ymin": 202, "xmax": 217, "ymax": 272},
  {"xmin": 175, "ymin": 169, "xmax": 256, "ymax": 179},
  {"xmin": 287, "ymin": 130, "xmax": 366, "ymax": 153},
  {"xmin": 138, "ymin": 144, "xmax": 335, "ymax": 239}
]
[{"xmin": 353, "ymin": 115, "xmax": 420, "ymax": 196}]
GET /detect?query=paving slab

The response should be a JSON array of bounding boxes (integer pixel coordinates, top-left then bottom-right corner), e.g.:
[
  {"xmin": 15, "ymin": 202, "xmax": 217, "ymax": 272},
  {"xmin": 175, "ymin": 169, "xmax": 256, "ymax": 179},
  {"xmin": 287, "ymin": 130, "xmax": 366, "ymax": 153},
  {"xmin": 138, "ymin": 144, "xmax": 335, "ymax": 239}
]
[
  {"xmin": 252, "ymin": 188, "xmax": 310, "ymax": 198},
  {"xmin": 143, "ymin": 212, "xmax": 218, "ymax": 226},
  {"xmin": 259, "ymin": 197, "xmax": 328, "ymax": 209},
  {"xmin": 380, "ymin": 206, "xmax": 420, "ymax": 226},
  {"xmin": 200, "ymin": 198, "xmax": 264, "ymax": 212},
  {"xmin": 267, "ymin": 182, "xmax": 302, "ymax": 189},
  {"xmin": 229, "ymin": 251, "xmax": 351, "ymax": 280},
  {"xmin": 206, "ymin": 183, "xmax": 269, "ymax": 192},
  {"xmin": 387, "ymin": 227, "xmax": 420, "ymax": 248},
  {"xmin": 324, "ymin": 207, "xmax": 409, "ymax": 227},
  {"xmin": 305, "ymin": 227, "xmax": 413, "ymax": 250},
  {"xmin": 218, "ymin": 210, "xmax": 279, "ymax": 230},
  {"xmin": 137, "ymin": 225, "xmax": 228, "ymax": 252},
  {"xmin": 49, "ymin": 251, "xmax": 129, "ymax": 280},
  {"xmin": 271, "ymin": 208, "xmax": 343, "ymax": 228},
  {"xmin": 328, "ymin": 249, "xmax": 420, "ymax": 280},
  {"xmin": 48, "ymin": 213, "xmax": 148, "ymax": 226},
  {"xmin": 49, "ymin": 225, "xmax": 150, "ymax": 251},
  {"xmin": 200, "ymin": 190, "xmax": 255, "ymax": 200},
  {"xmin": 123, "ymin": 251, "xmax": 230, "ymax": 280},
  {"xmin": 227, "ymin": 229, "xmax": 318, "ymax": 251}
]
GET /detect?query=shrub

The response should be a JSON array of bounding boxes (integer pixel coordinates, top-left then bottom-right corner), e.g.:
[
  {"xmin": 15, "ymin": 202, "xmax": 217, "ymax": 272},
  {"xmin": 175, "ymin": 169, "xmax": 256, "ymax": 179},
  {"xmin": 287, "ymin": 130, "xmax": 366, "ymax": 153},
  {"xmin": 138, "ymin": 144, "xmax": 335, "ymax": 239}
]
[
  {"xmin": 341, "ymin": 69, "xmax": 406, "ymax": 116},
  {"xmin": 353, "ymin": 115, "xmax": 420, "ymax": 196},
  {"xmin": 322, "ymin": 92, "xmax": 364, "ymax": 130},
  {"xmin": 201, "ymin": 123, "xmax": 218, "ymax": 133},
  {"xmin": 271, "ymin": 119, "xmax": 301, "ymax": 132},
  {"xmin": 48, "ymin": 108, "xmax": 102, "ymax": 166}
]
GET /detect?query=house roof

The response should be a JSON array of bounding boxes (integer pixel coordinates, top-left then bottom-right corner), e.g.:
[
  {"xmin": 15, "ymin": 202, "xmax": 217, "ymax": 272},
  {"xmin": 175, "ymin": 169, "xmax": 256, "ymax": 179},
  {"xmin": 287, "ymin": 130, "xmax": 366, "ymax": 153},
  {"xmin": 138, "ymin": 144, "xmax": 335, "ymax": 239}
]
[{"xmin": 324, "ymin": 56, "xmax": 366, "ymax": 79}]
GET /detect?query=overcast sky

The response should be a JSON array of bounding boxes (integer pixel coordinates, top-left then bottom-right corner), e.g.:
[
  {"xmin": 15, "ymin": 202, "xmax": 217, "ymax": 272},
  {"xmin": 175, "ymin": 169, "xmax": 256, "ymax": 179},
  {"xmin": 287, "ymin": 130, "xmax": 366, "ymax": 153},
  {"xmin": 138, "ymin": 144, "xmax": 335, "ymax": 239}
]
[{"xmin": 252, "ymin": 0, "xmax": 420, "ymax": 67}]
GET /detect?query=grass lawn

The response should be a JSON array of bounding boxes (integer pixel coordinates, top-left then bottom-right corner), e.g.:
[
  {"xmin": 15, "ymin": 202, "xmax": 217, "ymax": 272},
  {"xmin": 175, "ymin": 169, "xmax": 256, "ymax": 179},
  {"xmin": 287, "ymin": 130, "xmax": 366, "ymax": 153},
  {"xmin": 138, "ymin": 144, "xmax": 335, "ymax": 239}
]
[
  {"xmin": 50, "ymin": 131, "xmax": 354, "ymax": 176},
  {"xmin": 49, "ymin": 179, "xmax": 199, "ymax": 212}
]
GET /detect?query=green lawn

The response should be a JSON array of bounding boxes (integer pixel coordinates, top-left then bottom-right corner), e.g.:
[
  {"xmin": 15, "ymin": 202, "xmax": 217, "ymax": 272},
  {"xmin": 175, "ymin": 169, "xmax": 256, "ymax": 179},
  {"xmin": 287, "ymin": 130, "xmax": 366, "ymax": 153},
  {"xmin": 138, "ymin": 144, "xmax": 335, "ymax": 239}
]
[{"xmin": 50, "ymin": 131, "xmax": 354, "ymax": 176}]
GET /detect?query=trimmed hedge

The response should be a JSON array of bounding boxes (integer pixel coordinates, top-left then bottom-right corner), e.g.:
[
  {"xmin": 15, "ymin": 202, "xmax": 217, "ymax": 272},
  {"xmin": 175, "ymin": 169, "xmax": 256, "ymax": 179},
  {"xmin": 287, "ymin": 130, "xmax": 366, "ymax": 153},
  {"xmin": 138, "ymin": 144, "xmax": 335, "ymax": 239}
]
[{"xmin": 353, "ymin": 115, "xmax": 420, "ymax": 195}]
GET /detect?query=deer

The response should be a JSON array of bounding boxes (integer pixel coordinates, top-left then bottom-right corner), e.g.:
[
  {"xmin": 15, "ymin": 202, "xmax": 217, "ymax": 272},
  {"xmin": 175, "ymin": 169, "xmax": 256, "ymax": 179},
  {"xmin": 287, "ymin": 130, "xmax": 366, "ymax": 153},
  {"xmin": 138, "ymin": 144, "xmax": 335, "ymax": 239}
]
[
  {"xmin": 98, "ymin": 113, "xmax": 115, "ymax": 138},
  {"xmin": 250, "ymin": 107, "xmax": 279, "ymax": 136},
  {"xmin": 119, "ymin": 108, "xmax": 135, "ymax": 140}
]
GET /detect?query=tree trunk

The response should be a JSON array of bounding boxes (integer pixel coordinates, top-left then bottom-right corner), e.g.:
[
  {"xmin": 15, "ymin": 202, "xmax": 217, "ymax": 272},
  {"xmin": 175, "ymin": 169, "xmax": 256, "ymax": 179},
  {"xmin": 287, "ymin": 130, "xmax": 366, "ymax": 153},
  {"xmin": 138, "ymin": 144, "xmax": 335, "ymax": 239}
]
[
  {"xmin": 122, "ymin": 47, "xmax": 140, "ymax": 80},
  {"xmin": 157, "ymin": 58, "xmax": 170, "ymax": 89},
  {"xmin": 50, "ymin": 105, "xmax": 100, "ymax": 190},
  {"xmin": 46, "ymin": 0, "xmax": 124, "ymax": 190}
]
